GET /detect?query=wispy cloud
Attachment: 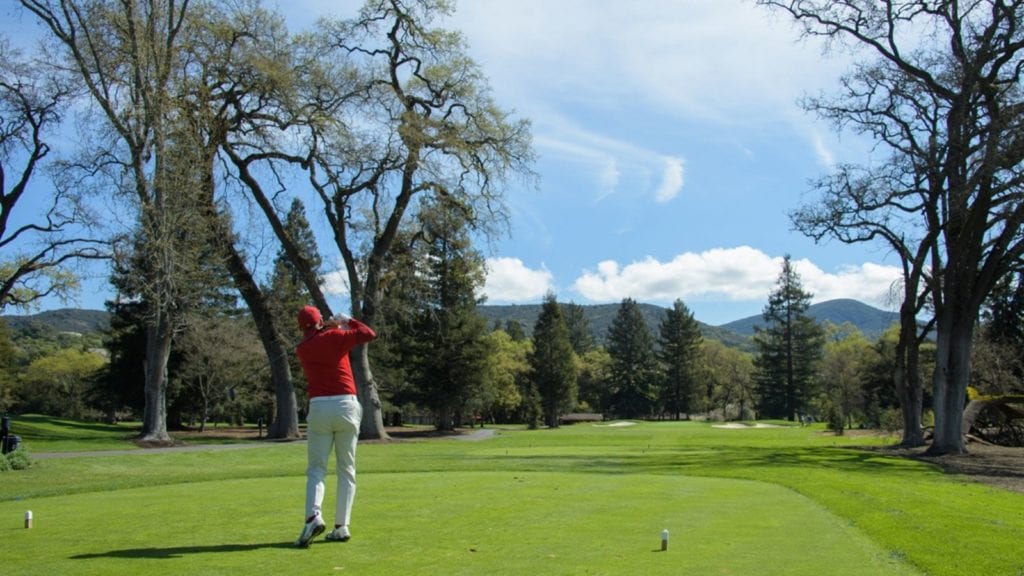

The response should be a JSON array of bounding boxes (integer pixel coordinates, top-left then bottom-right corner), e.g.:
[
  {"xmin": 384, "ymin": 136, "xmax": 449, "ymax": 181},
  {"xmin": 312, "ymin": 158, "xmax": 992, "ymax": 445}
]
[{"xmin": 533, "ymin": 117, "xmax": 687, "ymax": 203}]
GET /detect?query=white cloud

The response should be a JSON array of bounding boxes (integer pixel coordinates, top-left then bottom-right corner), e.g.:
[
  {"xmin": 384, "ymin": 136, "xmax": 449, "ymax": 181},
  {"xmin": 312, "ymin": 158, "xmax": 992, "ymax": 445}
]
[
  {"xmin": 655, "ymin": 157, "xmax": 685, "ymax": 202},
  {"xmin": 321, "ymin": 268, "xmax": 350, "ymax": 297},
  {"xmin": 794, "ymin": 260, "xmax": 903, "ymax": 308},
  {"xmin": 572, "ymin": 247, "xmax": 901, "ymax": 307},
  {"xmin": 482, "ymin": 257, "xmax": 555, "ymax": 303}
]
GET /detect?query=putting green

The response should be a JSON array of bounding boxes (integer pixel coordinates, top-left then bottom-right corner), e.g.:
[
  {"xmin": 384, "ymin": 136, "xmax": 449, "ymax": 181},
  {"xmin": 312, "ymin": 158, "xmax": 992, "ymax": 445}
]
[{"xmin": 1, "ymin": 471, "xmax": 921, "ymax": 575}]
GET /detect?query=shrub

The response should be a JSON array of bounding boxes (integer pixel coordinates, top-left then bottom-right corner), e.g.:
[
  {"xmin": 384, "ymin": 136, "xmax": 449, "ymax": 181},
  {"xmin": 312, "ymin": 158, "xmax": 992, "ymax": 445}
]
[
  {"xmin": 1, "ymin": 447, "xmax": 33, "ymax": 471},
  {"xmin": 880, "ymin": 407, "xmax": 903, "ymax": 433}
]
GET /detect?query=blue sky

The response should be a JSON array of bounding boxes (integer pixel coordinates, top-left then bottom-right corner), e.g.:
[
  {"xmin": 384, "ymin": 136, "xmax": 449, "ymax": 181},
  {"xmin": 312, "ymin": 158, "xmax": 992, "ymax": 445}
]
[
  {"xmin": 4, "ymin": 1, "xmax": 905, "ymax": 326},
  {"xmin": 392, "ymin": 0, "xmax": 902, "ymax": 325}
]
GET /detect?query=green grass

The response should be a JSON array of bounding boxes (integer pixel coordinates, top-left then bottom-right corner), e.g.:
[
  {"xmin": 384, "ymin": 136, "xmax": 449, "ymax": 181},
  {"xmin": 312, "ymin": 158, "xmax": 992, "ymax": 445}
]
[
  {"xmin": 8, "ymin": 414, "xmax": 143, "ymax": 452},
  {"xmin": 1, "ymin": 418, "xmax": 1022, "ymax": 575}
]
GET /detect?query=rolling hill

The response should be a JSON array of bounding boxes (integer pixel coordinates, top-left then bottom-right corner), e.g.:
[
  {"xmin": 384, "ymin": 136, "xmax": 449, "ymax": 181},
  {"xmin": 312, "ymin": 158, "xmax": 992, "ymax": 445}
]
[
  {"xmin": 478, "ymin": 298, "xmax": 901, "ymax": 349},
  {"xmin": 1, "ymin": 308, "xmax": 111, "ymax": 334},
  {"xmin": 478, "ymin": 302, "xmax": 753, "ymax": 350},
  {"xmin": 1, "ymin": 299, "xmax": 901, "ymax": 346},
  {"xmin": 717, "ymin": 298, "xmax": 900, "ymax": 339}
]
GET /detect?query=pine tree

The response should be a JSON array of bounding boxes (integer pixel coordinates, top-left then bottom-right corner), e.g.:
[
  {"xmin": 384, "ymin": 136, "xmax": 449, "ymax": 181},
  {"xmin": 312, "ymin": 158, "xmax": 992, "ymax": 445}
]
[
  {"xmin": 263, "ymin": 198, "xmax": 322, "ymax": 409},
  {"xmin": 605, "ymin": 298, "xmax": 658, "ymax": 419},
  {"xmin": 562, "ymin": 302, "xmax": 594, "ymax": 355},
  {"xmin": 753, "ymin": 256, "xmax": 824, "ymax": 421},
  {"xmin": 504, "ymin": 320, "xmax": 527, "ymax": 342},
  {"xmin": 656, "ymin": 299, "xmax": 703, "ymax": 420},
  {"xmin": 406, "ymin": 199, "xmax": 489, "ymax": 431},
  {"xmin": 529, "ymin": 293, "xmax": 579, "ymax": 428},
  {"xmin": 266, "ymin": 199, "xmax": 322, "ymax": 338}
]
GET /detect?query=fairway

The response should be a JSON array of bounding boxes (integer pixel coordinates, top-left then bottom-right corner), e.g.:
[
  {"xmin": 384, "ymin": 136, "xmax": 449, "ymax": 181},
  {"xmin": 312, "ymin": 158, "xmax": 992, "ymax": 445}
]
[{"xmin": 2, "ymin": 420, "xmax": 1022, "ymax": 575}]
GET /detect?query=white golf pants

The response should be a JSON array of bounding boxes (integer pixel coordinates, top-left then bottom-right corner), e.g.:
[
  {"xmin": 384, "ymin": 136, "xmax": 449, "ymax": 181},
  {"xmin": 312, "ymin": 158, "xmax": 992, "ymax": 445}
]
[{"xmin": 305, "ymin": 394, "xmax": 362, "ymax": 528}]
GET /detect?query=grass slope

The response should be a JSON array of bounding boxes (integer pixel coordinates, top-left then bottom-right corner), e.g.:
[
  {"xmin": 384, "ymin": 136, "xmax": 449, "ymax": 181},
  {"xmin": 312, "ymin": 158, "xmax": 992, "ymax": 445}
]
[{"xmin": 1, "ymin": 419, "xmax": 1022, "ymax": 575}]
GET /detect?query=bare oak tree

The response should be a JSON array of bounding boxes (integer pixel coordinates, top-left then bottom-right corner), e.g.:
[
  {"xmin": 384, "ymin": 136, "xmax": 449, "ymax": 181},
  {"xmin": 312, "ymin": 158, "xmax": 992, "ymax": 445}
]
[
  {"xmin": 0, "ymin": 37, "xmax": 106, "ymax": 310},
  {"xmin": 761, "ymin": 0, "xmax": 1024, "ymax": 454}
]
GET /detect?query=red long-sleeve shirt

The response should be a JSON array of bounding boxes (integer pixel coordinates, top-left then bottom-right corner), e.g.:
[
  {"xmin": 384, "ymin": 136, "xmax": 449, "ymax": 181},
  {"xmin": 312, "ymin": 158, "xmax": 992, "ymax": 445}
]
[{"xmin": 296, "ymin": 318, "xmax": 377, "ymax": 398}]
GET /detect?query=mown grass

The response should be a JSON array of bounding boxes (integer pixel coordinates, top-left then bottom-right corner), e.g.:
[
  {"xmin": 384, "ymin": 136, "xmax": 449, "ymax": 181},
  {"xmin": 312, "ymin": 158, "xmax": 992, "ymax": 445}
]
[
  {"xmin": 10, "ymin": 414, "xmax": 270, "ymax": 452},
  {"xmin": 1, "ymin": 418, "xmax": 1022, "ymax": 575}
]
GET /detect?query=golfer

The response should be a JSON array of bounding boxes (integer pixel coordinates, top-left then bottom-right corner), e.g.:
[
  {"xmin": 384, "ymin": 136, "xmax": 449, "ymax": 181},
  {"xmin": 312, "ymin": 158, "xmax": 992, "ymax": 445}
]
[{"xmin": 294, "ymin": 305, "xmax": 377, "ymax": 547}]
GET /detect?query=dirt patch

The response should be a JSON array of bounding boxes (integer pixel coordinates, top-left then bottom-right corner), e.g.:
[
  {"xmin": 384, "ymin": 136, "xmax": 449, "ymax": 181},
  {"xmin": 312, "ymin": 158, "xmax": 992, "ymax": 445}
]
[
  {"xmin": 168, "ymin": 426, "xmax": 266, "ymax": 441},
  {"xmin": 870, "ymin": 442, "xmax": 1024, "ymax": 494}
]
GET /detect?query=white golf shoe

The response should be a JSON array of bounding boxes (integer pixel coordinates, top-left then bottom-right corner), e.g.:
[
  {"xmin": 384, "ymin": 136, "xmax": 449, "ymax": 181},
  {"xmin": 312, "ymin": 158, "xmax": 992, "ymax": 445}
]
[
  {"xmin": 295, "ymin": 513, "xmax": 326, "ymax": 548},
  {"xmin": 325, "ymin": 525, "xmax": 351, "ymax": 542}
]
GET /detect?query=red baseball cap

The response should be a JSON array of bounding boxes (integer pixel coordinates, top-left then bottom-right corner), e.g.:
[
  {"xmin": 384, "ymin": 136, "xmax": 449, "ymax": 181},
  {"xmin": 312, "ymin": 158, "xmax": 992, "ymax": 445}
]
[{"xmin": 297, "ymin": 306, "xmax": 322, "ymax": 330}]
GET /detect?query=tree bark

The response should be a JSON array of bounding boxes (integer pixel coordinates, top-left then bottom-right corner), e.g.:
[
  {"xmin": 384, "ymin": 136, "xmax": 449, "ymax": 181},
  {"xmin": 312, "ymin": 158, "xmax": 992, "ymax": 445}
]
[
  {"xmin": 140, "ymin": 315, "xmax": 173, "ymax": 443},
  {"xmin": 351, "ymin": 344, "xmax": 387, "ymax": 440},
  {"xmin": 895, "ymin": 301, "xmax": 926, "ymax": 447},
  {"xmin": 219, "ymin": 238, "xmax": 300, "ymax": 439},
  {"xmin": 928, "ymin": 306, "xmax": 975, "ymax": 455}
]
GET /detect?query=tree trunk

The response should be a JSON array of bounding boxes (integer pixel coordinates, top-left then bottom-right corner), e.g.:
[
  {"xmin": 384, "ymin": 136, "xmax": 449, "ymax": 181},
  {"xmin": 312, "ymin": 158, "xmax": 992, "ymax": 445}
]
[
  {"xmin": 928, "ymin": 310, "xmax": 975, "ymax": 455},
  {"xmin": 199, "ymin": 144, "xmax": 300, "ymax": 440},
  {"xmin": 140, "ymin": 316, "xmax": 173, "ymax": 443},
  {"xmin": 219, "ymin": 235, "xmax": 300, "ymax": 440},
  {"xmin": 352, "ymin": 344, "xmax": 388, "ymax": 440},
  {"xmin": 895, "ymin": 303, "xmax": 926, "ymax": 447}
]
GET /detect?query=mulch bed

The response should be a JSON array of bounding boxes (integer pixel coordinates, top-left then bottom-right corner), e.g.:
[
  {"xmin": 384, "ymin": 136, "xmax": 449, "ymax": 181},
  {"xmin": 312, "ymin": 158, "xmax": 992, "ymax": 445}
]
[{"xmin": 868, "ymin": 442, "xmax": 1024, "ymax": 493}]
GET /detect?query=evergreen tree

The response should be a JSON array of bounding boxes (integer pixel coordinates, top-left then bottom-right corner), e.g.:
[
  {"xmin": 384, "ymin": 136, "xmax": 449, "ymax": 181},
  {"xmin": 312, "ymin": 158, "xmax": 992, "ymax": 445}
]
[
  {"xmin": 656, "ymin": 299, "xmax": 703, "ymax": 420},
  {"xmin": 753, "ymin": 256, "xmax": 824, "ymax": 421},
  {"xmin": 91, "ymin": 255, "xmax": 150, "ymax": 422},
  {"xmin": 264, "ymin": 199, "xmax": 322, "ymax": 408},
  {"xmin": 605, "ymin": 298, "xmax": 658, "ymax": 419},
  {"xmin": 529, "ymin": 293, "xmax": 579, "ymax": 428},
  {"xmin": 983, "ymin": 271, "xmax": 1024, "ymax": 362},
  {"xmin": 266, "ymin": 199, "xmax": 322, "ymax": 339},
  {"xmin": 562, "ymin": 302, "xmax": 594, "ymax": 355},
  {"xmin": 369, "ymin": 226, "xmax": 430, "ymax": 425},
  {"xmin": 407, "ymin": 199, "xmax": 489, "ymax": 431},
  {"xmin": 504, "ymin": 319, "xmax": 527, "ymax": 342}
]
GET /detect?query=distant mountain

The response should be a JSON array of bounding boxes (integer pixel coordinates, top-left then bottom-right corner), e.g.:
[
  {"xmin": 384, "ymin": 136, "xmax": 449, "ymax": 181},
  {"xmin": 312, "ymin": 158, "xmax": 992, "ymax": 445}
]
[
  {"xmin": 479, "ymin": 298, "xmax": 900, "ymax": 349},
  {"xmin": 1, "ymin": 308, "xmax": 110, "ymax": 334},
  {"xmin": 2, "ymin": 299, "xmax": 899, "ymax": 345},
  {"xmin": 718, "ymin": 298, "xmax": 900, "ymax": 340},
  {"xmin": 477, "ymin": 303, "xmax": 752, "ymax": 350}
]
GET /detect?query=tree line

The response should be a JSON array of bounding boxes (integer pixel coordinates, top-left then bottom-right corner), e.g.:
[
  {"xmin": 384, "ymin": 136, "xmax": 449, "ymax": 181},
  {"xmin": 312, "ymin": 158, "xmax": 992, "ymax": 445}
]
[
  {"xmin": 3, "ymin": 248, "xmax": 1022, "ymax": 444},
  {"xmin": 2, "ymin": 1, "xmax": 1024, "ymax": 454}
]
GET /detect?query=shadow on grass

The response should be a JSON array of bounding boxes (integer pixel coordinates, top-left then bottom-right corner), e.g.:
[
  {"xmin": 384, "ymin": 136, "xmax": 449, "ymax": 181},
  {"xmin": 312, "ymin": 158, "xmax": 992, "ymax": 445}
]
[
  {"xmin": 14, "ymin": 414, "xmax": 139, "ymax": 439},
  {"xmin": 70, "ymin": 541, "xmax": 296, "ymax": 559},
  {"xmin": 461, "ymin": 445, "xmax": 938, "ymax": 479}
]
